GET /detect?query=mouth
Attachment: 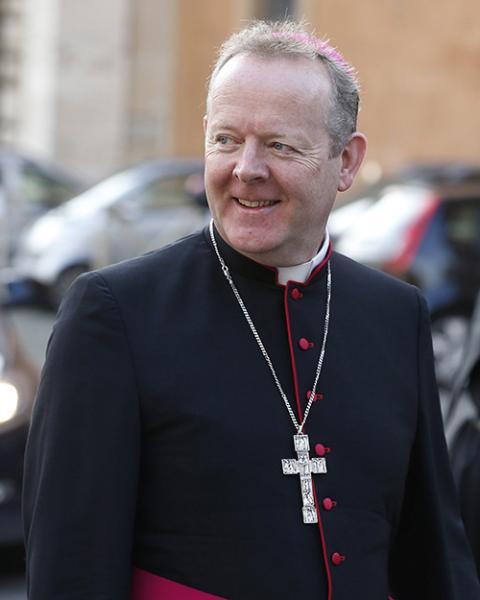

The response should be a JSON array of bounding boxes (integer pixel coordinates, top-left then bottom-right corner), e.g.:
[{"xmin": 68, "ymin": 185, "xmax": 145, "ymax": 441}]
[{"xmin": 234, "ymin": 197, "xmax": 279, "ymax": 209}]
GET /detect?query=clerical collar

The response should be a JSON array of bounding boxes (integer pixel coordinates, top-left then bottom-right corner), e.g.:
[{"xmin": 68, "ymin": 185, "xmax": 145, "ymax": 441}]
[
  {"xmin": 204, "ymin": 224, "xmax": 331, "ymax": 287},
  {"xmin": 276, "ymin": 230, "xmax": 330, "ymax": 285}
]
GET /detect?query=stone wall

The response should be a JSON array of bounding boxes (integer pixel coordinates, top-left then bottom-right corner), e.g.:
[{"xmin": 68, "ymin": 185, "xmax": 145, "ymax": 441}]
[
  {"xmin": 297, "ymin": 0, "xmax": 480, "ymax": 175},
  {"xmin": 2, "ymin": 0, "xmax": 479, "ymax": 180}
]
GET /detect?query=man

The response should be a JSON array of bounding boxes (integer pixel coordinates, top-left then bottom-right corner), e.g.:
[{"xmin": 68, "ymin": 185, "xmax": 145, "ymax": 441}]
[{"xmin": 23, "ymin": 20, "xmax": 480, "ymax": 599}]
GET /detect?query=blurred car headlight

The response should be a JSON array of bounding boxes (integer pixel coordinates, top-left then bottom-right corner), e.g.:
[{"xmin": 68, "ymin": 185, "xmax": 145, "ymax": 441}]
[{"xmin": 0, "ymin": 380, "xmax": 19, "ymax": 425}]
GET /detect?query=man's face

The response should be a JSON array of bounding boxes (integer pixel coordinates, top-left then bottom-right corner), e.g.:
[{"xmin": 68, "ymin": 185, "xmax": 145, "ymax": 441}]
[{"xmin": 204, "ymin": 53, "xmax": 353, "ymax": 267}]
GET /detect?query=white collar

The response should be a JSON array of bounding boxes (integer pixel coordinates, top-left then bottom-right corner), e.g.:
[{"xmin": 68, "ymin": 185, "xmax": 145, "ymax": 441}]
[{"xmin": 276, "ymin": 230, "xmax": 330, "ymax": 285}]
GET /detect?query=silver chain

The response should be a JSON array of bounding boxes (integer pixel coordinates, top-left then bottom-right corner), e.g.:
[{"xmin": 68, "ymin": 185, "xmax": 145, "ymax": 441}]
[{"xmin": 209, "ymin": 219, "xmax": 331, "ymax": 434}]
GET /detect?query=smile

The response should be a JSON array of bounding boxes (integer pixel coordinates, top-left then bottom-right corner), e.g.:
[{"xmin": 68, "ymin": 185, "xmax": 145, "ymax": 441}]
[{"xmin": 235, "ymin": 197, "xmax": 278, "ymax": 208}]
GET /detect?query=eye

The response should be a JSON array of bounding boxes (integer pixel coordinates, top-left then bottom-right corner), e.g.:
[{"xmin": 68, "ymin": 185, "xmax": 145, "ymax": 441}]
[
  {"xmin": 215, "ymin": 134, "xmax": 234, "ymax": 145},
  {"xmin": 270, "ymin": 141, "xmax": 294, "ymax": 153}
]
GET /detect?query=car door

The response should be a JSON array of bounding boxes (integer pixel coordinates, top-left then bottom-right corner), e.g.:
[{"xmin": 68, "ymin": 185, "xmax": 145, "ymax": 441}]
[
  {"xmin": 102, "ymin": 172, "xmax": 208, "ymax": 265},
  {"xmin": 415, "ymin": 194, "xmax": 480, "ymax": 392}
]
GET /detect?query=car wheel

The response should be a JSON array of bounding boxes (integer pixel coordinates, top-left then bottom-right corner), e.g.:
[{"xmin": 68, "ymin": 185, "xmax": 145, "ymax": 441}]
[
  {"xmin": 48, "ymin": 264, "xmax": 90, "ymax": 309},
  {"xmin": 431, "ymin": 313, "xmax": 470, "ymax": 393}
]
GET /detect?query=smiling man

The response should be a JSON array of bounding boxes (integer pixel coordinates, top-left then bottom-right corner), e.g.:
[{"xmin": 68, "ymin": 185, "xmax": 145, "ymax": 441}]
[
  {"xmin": 23, "ymin": 20, "xmax": 480, "ymax": 600},
  {"xmin": 204, "ymin": 50, "xmax": 363, "ymax": 268}
]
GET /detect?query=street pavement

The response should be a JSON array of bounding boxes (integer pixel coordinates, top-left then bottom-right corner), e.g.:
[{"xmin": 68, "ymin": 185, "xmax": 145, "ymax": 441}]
[
  {"xmin": 0, "ymin": 307, "xmax": 55, "ymax": 599},
  {"xmin": 0, "ymin": 546, "xmax": 27, "ymax": 599},
  {"xmin": 10, "ymin": 306, "xmax": 55, "ymax": 369},
  {"xmin": 0, "ymin": 575, "xmax": 26, "ymax": 600}
]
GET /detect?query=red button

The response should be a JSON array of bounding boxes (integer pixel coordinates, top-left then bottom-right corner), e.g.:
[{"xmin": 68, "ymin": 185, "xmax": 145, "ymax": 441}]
[
  {"xmin": 331, "ymin": 552, "xmax": 345, "ymax": 566},
  {"xmin": 315, "ymin": 443, "xmax": 331, "ymax": 457},
  {"xmin": 291, "ymin": 288, "xmax": 303, "ymax": 300},
  {"xmin": 322, "ymin": 497, "xmax": 336, "ymax": 511},
  {"xmin": 298, "ymin": 338, "xmax": 314, "ymax": 351},
  {"xmin": 315, "ymin": 444, "xmax": 331, "ymax": 456}
]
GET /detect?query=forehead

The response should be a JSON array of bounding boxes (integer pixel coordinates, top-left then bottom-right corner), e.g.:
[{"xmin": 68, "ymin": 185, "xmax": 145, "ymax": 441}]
[{"xmin": 208, "ymin": 53, "xmax": 332, "ymax": 123}]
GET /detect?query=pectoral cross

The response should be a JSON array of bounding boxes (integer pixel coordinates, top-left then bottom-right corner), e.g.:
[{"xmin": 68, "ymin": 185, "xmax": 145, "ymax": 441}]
[{"xmin": 281, "ymin": 433, "xmax": 327, "ymax": 524}]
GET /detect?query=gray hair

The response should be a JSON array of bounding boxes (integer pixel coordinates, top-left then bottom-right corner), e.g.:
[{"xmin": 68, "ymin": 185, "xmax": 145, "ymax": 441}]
[{"xmin": 207, "ymin": 20, "xmax": 360, "ymax": 158}]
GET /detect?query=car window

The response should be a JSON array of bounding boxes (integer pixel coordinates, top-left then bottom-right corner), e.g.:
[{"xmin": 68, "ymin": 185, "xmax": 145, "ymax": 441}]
[
  {"xmin": 335, "ymin": 185, "xmax": 432, "ymax": 262},
  {"xmin": 444, "ymin": 201, "xmax": 480, "ymax": 250},
  {"xmin": 126, "ymin": 175, "xmax": 194, "ymax": 211},
  {"xmin": 18, "ymin": 163, "xmax": 76, "ymax": 209}
]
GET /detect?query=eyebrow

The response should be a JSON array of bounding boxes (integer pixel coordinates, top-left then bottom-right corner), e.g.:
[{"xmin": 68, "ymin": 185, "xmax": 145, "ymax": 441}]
[
  {"xmin": 208, "ymin": 122, "xmax": 237, "ymax": 131},
  {"xmin": 210, "ymin": 123, "xmax": 300, "ymax": 140},
  {"xmin": 207, "ymin": 119, "xmax": 313, "ymax": 147}
]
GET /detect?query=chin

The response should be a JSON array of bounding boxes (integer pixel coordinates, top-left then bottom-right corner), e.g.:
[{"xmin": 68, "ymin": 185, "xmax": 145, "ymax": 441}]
[
  {"xmin": 229, "ymin": 237, "xmax": 290, "ymax": 266},
  {"xmin": 221, "ymin": 226, "xmax": 271, "ymax": 253},
  {"xmin": 215, "ymin": 217, "xmax": 294, "ymax": 263},
  {"xmin": 230, "ymin": 238, "xmax": 271, "ymax": 259}
]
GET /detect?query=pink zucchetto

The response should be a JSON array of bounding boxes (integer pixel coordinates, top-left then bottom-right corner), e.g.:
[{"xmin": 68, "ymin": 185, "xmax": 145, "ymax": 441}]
[
  {"xmin": 271, "ymin": 31, "xmax": 355, "ymax": 76},
  {"xmin": 208, "ymin": 20, "xmax": 360, "ymax": 157}
]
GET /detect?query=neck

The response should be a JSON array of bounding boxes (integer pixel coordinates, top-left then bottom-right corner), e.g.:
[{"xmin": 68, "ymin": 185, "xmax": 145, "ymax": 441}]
[{"xmin": 212, "ymin": 226, "xmax": 327, "ymax": 269}]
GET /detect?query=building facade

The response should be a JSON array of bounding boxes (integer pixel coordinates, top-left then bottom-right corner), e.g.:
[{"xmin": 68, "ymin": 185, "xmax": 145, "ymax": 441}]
[{"xmin": 1, "ymin": 0, "xmax": 479, "ymax": 181}]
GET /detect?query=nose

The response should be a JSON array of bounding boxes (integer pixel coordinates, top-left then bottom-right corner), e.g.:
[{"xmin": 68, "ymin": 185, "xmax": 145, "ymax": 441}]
[{"xmin": 233, "ymin": 141, "xmax": 269, "ymax": 183}]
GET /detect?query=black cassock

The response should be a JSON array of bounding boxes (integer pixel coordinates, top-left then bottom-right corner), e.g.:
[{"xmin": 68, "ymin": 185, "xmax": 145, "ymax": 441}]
[{"xmin": 23, "ymin": 226, "xmax": 480, "ymax": 599}]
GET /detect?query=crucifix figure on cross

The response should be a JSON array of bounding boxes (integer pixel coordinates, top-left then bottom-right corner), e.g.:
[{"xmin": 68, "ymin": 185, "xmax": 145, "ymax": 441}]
[{"xmin": 281, "ymin": 433, "xmax": 327, "ymax": 524}]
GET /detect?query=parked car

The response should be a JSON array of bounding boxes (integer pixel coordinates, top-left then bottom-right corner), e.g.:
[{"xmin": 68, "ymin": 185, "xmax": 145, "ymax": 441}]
[
  {"xmin": 329, "ymin": 165, "xmax": 480, "ymax": 391},
  {"xmin": 0, "ymin": 150, "xmax": 84, "ymax": 262},
  {"xmin": 329, "ymin": 163, "xmax": 480, "ymax": 242},
  {"xmin": 11, "ymin": 159, "xmax": 209, "ymax": 307},
  {"xmin": 447, "ymin": 291, "xmax": 480, "ymax": 575},
  {"xmin": 0, "ymin": 311, "xmax": 38, "ymax": 545}
]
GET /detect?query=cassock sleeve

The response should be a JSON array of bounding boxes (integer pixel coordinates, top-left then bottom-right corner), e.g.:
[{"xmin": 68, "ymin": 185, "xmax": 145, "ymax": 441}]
[
  {"xmin": 22, "ymin": 272, "xmax": 141, "ymax": 599},
  {"xmin": 389, "ymin": 292, "xmax": 480, "ymax": 598}
]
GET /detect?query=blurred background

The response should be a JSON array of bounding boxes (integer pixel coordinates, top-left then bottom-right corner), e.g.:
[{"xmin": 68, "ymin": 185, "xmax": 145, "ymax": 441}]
[
  {"xmin": 2, "ymin": 0, "xmax": 480, "ymax": 180},
  {"xmin": 1, "ymin": 0, "xmax": 480, "ymax": 596}
]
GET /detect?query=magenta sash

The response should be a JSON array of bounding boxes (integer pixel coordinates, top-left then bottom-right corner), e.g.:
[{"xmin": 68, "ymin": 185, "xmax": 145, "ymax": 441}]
[
  {"xmin": 131, "ymin": 567, "xmax": 396, "ymax": 599},
  {"xmin": 131, "ymin": 567, "xmax": 227, "ymax": 599}
]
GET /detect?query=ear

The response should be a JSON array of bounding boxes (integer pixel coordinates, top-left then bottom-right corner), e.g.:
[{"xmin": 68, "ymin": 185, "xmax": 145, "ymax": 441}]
[{"xmin": 337, "ymin": 132, "xmax": 367, "ymax": 192}]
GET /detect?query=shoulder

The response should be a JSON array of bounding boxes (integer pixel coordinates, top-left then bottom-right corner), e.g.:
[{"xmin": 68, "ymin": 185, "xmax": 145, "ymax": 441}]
[
  {"xmin": 55, "ymin": 229, "xmax": 210, "ymax": 328},
  {"xmin": 72, "ymin": 229, "xmax": 210, "ymax": 303},
  {"xmin": 331, "ymin": 250, "xmax": 419, "ymax": 298},
  {"xmin": 331, "ymin": 251, "xmax": 415, "ymax": 293},
  {"xmin": 331, "ymin": 250, "xmax": 423, "ymax": 318},
  {"xmin": 99, "ymin": 228, "xmax": 208, "ymax": 285}
]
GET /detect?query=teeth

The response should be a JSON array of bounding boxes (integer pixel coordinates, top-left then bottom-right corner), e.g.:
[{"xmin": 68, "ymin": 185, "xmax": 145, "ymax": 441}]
[{"xmin": 237, "ymin": 198, "xmax": 276, "ymax": 208}]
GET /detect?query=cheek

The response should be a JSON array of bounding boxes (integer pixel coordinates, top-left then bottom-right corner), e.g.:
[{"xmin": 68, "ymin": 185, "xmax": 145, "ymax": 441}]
[
  {"xmin": 205, "ymin": 158, "xmax": 233, "ymax": 192},
  {"xmin": 281, "ymin": 171, "xmax": 337, "ymax": 221},
  {"xmin": 205, "ymin": 163, "xmax": 232, "ymax": 217},
  {"xmin": 276, "ymin": 169, "xmax": 317, "ymax": 203}
]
